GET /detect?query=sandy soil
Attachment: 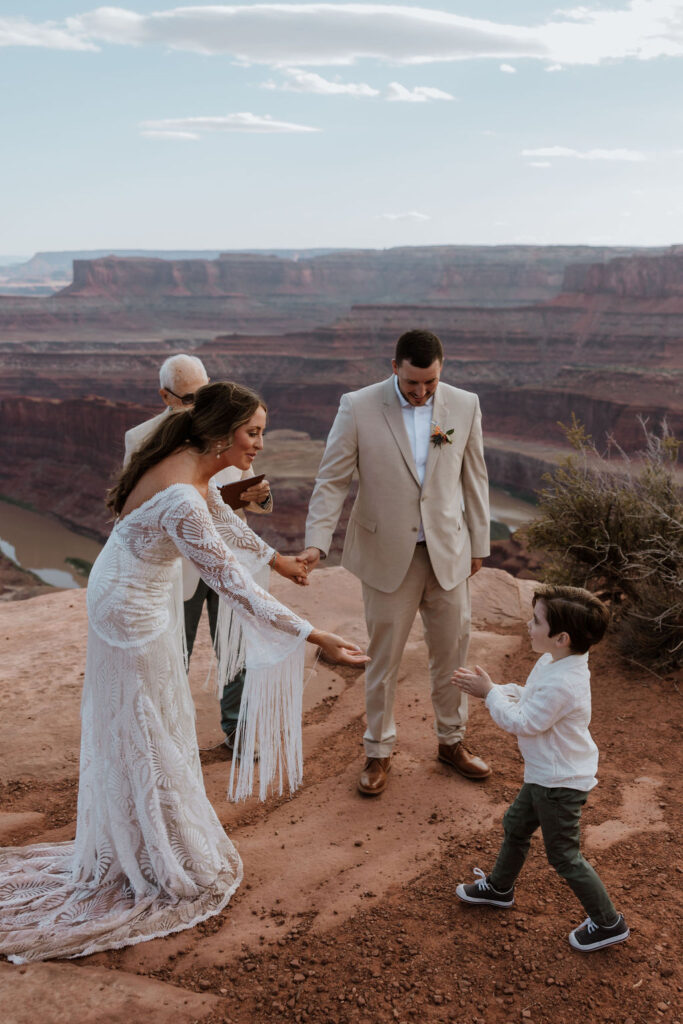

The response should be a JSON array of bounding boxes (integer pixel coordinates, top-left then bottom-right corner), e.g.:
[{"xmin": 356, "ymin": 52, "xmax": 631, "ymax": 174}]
[{"xmin": 0, "ymin": 567, "xmax": 681, "ymax": 1024}]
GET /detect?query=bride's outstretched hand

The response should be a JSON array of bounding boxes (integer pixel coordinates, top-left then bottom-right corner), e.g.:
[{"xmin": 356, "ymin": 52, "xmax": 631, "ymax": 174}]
[{"xmin": 308, "ymin": 630, "xmax": 370, "ymax": 666}]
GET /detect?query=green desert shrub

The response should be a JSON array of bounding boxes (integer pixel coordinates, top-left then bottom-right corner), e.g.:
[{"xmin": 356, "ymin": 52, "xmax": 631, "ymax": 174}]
[{"xmin": 526, "ymin": 415, "xmax": 682, "ymax": 674}]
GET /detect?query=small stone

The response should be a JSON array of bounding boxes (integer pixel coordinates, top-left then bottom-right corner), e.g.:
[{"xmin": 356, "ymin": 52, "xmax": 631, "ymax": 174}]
[
  {"xmin": 293, "ymin": 973, "xmax": 306, "ymax": 983},
  {"xmin": 354, "ymin": 840, "xmax": 363, "ymax": 847},
  {"xmin": 198, "ymin": 979, "xmax": 212, "ymax": 991}
]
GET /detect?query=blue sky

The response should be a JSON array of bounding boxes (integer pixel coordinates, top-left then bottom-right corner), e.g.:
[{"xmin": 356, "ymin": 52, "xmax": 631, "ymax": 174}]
[{"xmin": 1, "ymin": 1, "xmax": 681, "ymax": 254}]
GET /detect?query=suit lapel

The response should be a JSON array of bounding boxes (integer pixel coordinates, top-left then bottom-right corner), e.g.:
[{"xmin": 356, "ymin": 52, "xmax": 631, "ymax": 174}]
[
  {"xmin": 381, "ymin": 377, "xmax": 421, "ymax": 486},
  {"xmin": 421, "ymin": 385, "xmax": 447, "ymax": 492}
]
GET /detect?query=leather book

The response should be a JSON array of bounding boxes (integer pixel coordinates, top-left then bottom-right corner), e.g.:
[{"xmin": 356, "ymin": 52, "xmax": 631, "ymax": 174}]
[{"xmin": 219, "ymin": 474, "xmax": 265, "ymax": 510}]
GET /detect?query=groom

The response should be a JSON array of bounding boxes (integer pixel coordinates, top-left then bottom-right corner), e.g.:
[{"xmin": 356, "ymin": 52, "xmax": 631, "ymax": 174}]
[{"xmin": 300, "ymin": 329, "xmax": 491, "ymax": 795}]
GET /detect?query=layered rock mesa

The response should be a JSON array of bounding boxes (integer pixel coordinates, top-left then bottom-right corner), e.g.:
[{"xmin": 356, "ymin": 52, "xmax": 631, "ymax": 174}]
[
  {"xmin": 0, "ymin": 248, "xmax": 680, "ymax": 544},
  {"xmin": 59, "ymin": 245, "xmax": 667, "ymax": 306},
  {"xmin": 0, "ymin": 245, "xmax": 671, "ymax": 340},
  {"xmin": 557, "ymin": 248, "xmax": 683, "ymax": 308}
]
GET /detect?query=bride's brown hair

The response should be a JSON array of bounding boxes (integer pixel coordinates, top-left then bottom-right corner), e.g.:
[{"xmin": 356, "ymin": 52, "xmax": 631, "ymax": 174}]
[{"xmin": 107, "ymin": 381, "xmax": 265, "ymax": 515}]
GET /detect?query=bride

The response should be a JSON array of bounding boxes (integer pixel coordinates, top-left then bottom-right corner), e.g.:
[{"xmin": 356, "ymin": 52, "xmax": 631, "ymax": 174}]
[{"xmin": 0, "ymin": 381, "xmax": 367, "ymax": 964}]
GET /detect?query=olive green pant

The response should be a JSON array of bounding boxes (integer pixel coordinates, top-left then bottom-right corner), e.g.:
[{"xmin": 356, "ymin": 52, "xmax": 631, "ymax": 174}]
[{"xmin": 489, "ymin": 783, "xmax": 618, "ymax": 927}]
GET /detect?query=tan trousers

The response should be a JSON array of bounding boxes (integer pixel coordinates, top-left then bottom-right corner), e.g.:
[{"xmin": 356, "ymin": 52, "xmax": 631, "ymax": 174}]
[{"xmin": 361, "ymin": 544, "xmax": 470, "ymax": 758}]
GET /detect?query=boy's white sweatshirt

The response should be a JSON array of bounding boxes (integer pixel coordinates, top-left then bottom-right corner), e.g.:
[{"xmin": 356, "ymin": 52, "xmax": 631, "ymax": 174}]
[{"xmin": 485, "ymin": 651, "xmax": 598, "ymax": 791}]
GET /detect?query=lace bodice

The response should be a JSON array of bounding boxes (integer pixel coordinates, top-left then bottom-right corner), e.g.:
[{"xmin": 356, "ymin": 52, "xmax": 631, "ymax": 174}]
[{"xmin": 88, "ymin": 482, "xmax": 311, "ymax": 658}]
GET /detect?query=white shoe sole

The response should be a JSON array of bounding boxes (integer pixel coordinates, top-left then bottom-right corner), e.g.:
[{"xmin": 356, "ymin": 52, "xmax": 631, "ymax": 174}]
[
  {"xmin": 569, "ymin": 927, "xmax": 630, "ymax": 952},
  {"xmin": 456, "ymin": 883, "xmax": 514, "ymax": 907}
]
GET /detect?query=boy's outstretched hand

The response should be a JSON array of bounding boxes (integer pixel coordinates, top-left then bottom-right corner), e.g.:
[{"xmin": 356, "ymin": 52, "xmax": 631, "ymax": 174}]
[{"xmin": 452, "ymin": 665, "xmax": 495, "ymax": 699}]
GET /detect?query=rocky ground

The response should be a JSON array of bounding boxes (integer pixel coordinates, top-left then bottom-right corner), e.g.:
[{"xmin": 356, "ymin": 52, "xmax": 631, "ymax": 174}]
[
  {"xmin": 0, "ymin": 552, "xmax": 56, "ymax": 602},
  {"xmin": 0, "ymin": 567, "xmax": 680, "ymax": 1024}
]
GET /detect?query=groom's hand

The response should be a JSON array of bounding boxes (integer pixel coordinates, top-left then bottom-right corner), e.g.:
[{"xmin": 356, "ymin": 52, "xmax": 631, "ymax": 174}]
[
  {"xmin": 470, "ymin": 557, "xmax": 483, "ymax": 576},
  {"xmin": 298, "ymin": 547, "xmax": 323, "ymax": 571}
]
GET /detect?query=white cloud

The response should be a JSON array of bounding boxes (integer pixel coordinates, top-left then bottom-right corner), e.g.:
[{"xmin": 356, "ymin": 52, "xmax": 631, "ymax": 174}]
[
  {"xmin": 264, "ymin": 69, "xmax": 452, "ymax": 102},
  {"xmin": 141, "ymin": 130, "xmax": 200, "ymax": 140},
  {"xmin": 379, "ymin": 211, "xmax": 431, "ymax": 222},
  {"xmin": 263, "ymin": 67, "xmax": 379, "ymax": 97},
  {"xmin": 385, "ymin": 82, "xmax": 454, "ymax": 102},
  {"xmin": 499, "ymin": 63, "xmax": 517, "ymax": 73},
  {"xmin": 139, "ymin": 113, "xmax": 319, "ymax": 137},
  {"xmin": 66, "ymin": 5, "xmax": 550, "ymax": 63},
  {"xmin": 522, "ymin": 146, "xmax": 647, "ymax": 161},
  {"xmin": 0, "ymin": 15, "xmax": 94, "ymax": 50},
  {"xmin": 529, "ymin": 161, "xmax": 552, "ymax": 167},
  {"xmin": 545, "ymin": 63, "xmax": 564, "ymax": 71},
  {"xmin": 6, "ymin": 2, "xmax": 683, "ymax": 68}
]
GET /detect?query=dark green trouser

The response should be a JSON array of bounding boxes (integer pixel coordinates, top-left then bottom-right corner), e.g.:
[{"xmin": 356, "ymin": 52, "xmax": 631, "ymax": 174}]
[
  {"xmin": 184, "ymin": 580, "xmax": 245, "ymax": 736},
  {"xmin": 489, "ymin": 782, "xmax": 618, "ymax": 926}
]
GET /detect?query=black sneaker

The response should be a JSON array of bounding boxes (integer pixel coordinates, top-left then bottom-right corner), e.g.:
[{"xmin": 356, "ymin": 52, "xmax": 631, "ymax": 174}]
[
  {"xmin": 456, "ymin": 867, "xmax": 515, "ymax": 907},
  {"xmin": 569, "ymin": 914, "xmax": 629, "ymax": 952}
]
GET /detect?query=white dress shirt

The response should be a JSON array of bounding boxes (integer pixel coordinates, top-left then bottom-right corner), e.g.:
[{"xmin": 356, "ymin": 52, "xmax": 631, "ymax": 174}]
[
  {"xmin": 393, "ymin": 375, "xmax": 433, "ymax": 541},
  {"xmin": 485, "ymin": 652, "xmax": 599, "ymax": 791}
]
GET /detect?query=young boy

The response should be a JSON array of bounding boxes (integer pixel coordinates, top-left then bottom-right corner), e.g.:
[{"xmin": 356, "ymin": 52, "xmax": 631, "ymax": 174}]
[{"xmin": 452, "ymin": 584, "xmax": 629, "ymax": 952}]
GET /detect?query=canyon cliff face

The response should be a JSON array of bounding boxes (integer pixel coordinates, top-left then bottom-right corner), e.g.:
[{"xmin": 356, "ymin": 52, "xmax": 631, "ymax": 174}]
[
  {"xmin": 59, "ymin": 245, "xmax": 667, "ymax": 307},
  {"xmin": 559, "ymin": 251, "xmax": 683, "ymax": 305},
  {"xmin": 0, "ymin": 247, "xmax": 680, "ymax": 544}
]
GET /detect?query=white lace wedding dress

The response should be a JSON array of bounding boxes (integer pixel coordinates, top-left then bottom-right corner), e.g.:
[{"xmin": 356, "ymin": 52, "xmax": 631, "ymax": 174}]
[{"xmin": 0, "ymin": 483, "xmax": 311, "ymax": 964}]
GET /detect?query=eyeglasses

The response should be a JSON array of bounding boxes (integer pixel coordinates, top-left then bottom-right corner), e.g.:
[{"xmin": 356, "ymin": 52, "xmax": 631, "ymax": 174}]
[{"xmin": 165, "ymin": 387, "xmax": 196, "ymax": 405}]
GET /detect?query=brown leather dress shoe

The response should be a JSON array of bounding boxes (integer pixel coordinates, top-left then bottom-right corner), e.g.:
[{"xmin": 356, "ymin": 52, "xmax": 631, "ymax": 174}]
[
  {"xmin": 438, "ymin": 742, "xmax": 491, "ymax": 780},
  {"xmin": 358, "ymin": 756, "xmax": 392, "ymax": 795}
]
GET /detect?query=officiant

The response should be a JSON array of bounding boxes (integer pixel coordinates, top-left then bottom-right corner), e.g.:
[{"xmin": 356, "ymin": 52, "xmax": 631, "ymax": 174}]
[{"xmin": 124, "ymin": 353, "xmax": 272, "ymax": 749}]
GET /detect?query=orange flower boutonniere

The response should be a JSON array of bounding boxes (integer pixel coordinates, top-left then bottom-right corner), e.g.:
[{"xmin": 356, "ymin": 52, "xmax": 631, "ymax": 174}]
[{"xmin": 430, "ymin": 422, "xmax": 454, "ymax": 447}]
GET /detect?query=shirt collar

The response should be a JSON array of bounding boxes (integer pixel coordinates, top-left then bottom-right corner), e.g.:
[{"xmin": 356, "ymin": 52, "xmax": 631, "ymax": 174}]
[{"xmin": 393, "ymin": 374, "xmax": 435, "ymax": 410}]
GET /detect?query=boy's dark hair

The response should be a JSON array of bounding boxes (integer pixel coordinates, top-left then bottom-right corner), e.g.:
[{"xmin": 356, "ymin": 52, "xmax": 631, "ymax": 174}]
[
  {"xmin": 395, "ymin": 329, "xmax": 444, "ymax": 368},
  {"xmin": 533, "ymin": 585, "xmax": 609, "ymax": 654}
]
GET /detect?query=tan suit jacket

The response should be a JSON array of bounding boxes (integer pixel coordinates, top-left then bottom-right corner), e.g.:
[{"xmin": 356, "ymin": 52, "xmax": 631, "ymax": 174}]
[{"xmin": 305, "ymin": 377, "xmax": 490, "ymax": 594}]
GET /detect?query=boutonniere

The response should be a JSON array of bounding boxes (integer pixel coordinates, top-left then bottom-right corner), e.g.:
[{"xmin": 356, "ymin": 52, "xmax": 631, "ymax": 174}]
[{"xmin": 430, "ymin": 422, "xmax": 454, "ymax": 447}]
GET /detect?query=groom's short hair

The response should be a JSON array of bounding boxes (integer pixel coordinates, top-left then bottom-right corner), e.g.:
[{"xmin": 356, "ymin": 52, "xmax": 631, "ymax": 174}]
[{"xmin": 395, "ymin": 330, "xmax": 443, "ymax": 368}]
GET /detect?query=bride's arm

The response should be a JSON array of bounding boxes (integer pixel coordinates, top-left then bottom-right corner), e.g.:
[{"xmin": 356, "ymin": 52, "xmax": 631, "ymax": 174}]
[
  {"xmin": 161, "ymin": 491, "xmax": 367, "ymax": 666},
  {"xmin": 161, "ymin": 490, "xmax": 367, "ymax": 802},
  {"xmin": 205, "ymin": 479, "xmax": 274, "ymax": 570},
  {"xmin": 162, "ymin": 493, "xmax": 309, "ymax": 652},
  {"xmin": 205, "ymin": 479, "xmax": 308, "ymax": 586}
]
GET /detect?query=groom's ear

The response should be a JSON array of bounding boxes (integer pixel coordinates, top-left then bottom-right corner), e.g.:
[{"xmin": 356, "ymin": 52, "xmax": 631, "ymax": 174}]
[{"xmin": 391, "ymin": 359, "xmax": 399, "ymax": 374}]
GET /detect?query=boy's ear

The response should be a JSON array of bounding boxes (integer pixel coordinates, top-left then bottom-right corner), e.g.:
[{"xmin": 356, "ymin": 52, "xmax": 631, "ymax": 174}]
[{"xmin": 555, "ymin": 631, "xmax": 572, "ymax": 649}]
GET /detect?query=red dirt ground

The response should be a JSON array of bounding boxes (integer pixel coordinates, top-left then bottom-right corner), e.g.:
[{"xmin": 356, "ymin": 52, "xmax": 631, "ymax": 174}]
[{"xmin": 0, "ymin": 567, "xmax": 680, "ymax": 1024}]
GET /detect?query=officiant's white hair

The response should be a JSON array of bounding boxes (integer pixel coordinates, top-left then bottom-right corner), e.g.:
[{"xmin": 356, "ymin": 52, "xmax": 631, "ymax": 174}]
[{"xmin": 159, "ymin": 354, "xmax": 207, "ymax": 391}]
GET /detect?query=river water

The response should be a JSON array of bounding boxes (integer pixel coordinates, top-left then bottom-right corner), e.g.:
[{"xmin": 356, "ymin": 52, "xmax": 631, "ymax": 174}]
[
  {"xmin": 0, "ymin": 500, "xmax": 104, "ymax": 589},
  {"xmin": 0, "ymin": 486, "xmax": 537, "ymax": 590}
]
